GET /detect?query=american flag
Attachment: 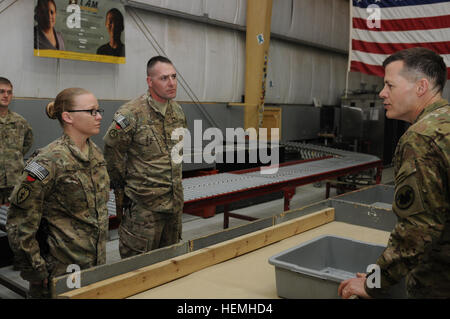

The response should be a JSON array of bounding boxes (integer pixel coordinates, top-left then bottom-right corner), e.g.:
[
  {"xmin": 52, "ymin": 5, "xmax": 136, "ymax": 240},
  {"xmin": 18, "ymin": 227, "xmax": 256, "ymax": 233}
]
[{"xmin": 350, "ymin": 0, "xmax": 450, "ymax": 79}]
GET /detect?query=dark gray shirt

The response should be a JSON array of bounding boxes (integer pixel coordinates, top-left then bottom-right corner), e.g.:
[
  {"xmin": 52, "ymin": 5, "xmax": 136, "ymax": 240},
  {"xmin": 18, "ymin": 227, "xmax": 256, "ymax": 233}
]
[{"xmin": 34, "ymin": 26, "xmax": 65, "ymax": 50}]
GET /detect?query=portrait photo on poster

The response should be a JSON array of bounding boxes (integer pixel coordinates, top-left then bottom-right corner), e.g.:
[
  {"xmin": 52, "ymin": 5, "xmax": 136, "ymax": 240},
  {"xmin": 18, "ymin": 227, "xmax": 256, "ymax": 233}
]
[
  {"xmin": 33, "ymin": 0, "xmax": 126, "ymax": 64},
  {"xmin": 34, "ymin": 0, "xmax": 66, "ymax": 51}
]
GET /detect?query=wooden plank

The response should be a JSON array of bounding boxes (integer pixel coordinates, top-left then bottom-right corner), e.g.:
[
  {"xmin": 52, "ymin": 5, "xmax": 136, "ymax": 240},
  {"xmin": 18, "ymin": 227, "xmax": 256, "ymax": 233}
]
[
  {"xmin": 58, "ymin": 208, "xmax": 334, "ymax": 299},
  {"xmin": 51, "ymin": 240, "xmax": 189, "ymax": 297},
  {"xmin": 190, "ymin": 216, "xmax": 274, "ymax": 251}
]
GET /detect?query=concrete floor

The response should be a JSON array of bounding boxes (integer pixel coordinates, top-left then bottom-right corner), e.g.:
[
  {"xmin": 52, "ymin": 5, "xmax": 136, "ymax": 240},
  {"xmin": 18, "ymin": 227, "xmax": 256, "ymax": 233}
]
[{"xmin": 0, "ymin": 166, "xmax": 395, "ymax": 299}]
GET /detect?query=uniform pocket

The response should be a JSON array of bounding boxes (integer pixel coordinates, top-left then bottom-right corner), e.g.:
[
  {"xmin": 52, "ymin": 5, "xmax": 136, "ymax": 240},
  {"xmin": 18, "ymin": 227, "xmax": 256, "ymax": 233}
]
[
  {"xmin": 56, "ymin": 172, "xmax": 88, "ymax": 213},
  {"xmin": 118, "ymin": 224, "xmax": 149, "ymax": 253},
  {"xmin": 134, "ymin": 125, "xmax": 161, "ymax": 155},
  {"xmin": 5, "ymin": 123, "xmax": 24, "ymax": 150}
]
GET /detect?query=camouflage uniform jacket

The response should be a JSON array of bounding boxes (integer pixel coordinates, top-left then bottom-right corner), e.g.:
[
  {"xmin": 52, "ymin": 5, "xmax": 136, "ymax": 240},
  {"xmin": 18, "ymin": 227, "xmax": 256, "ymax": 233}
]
[
  {"xmin": 365, "ymin": 99, "xmax": 450, "ymax": 298},
  {"xmin": 0, "ymin": 110, "xmax": 33, "ymax": 189},
  {"xmin": 103, "ymin": 92, "xmax": 187, "ymax": 214},
  {"xmin": 6, "ymin": 134, "xmax": 110, "ymax": 282}
]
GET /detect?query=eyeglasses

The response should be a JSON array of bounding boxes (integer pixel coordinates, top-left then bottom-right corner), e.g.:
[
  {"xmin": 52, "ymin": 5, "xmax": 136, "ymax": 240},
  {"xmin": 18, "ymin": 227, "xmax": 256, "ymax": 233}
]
[
  {"xmin": 67, "ymin": 109, "xmax": 105, "ymax": 116},
  {"xmin": 0, "ymin": 89, "xmax": 13, "ymax": 95}
]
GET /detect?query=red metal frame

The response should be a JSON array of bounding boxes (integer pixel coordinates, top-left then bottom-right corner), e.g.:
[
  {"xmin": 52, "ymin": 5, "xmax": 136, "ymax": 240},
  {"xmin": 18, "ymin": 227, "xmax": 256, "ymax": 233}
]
[
  {"xmin": 109, "ymin": 158, "xmax": 383, "ymax": 230},
  {"xmin": 183, "ymin": 159, "xmax": 383, "ymax": 228}
]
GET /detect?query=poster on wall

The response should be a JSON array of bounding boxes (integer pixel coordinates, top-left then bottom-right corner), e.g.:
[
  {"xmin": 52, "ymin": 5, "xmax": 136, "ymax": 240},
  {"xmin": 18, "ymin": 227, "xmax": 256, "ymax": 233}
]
[{"xmin": 33, "ymin": 0, "xmax": 126, "ymax": 64}]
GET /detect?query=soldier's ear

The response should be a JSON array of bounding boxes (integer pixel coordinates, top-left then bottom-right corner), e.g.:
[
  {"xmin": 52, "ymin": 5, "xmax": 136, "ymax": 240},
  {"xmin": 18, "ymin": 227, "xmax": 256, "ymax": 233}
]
[
  {"xmin": 61, "ymin": 111, "xmax": 74, "ymax": 125},
  {"xmin": 146, "ymin": 76, "xmax": 153, "ymax": 89},
  {"xmin": 416, "ymin": 78, "xmax": 429, "ymax": 97}
]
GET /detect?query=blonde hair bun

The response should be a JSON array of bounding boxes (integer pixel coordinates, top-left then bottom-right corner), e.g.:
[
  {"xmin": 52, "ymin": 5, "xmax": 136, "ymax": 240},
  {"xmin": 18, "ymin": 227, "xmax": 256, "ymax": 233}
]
[{"xmin": 46, "ymin": 101, "xmax": 57, "ymax": 120}]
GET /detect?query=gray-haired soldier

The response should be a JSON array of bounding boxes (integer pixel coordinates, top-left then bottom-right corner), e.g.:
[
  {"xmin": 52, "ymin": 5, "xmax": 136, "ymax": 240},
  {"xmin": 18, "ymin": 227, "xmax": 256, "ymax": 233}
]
[{"xmin": 339, "ymin": 48, "xmax": 450, "ymax": 299}]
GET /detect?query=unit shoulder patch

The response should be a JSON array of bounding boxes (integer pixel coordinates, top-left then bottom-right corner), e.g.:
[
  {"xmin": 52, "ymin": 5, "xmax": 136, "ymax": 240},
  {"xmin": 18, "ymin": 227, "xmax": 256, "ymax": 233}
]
[
  {"xmin": 395, "ymin": 185, "xmax": 415, "ymax": 210},
  {"xmin": 109, "ymin": 129, "xmax": 118, "ymax": 138},
  {"xmin": 16, "ymin": 185, "xmax": 31, "ymax": 204},
  {"xmin": 393, "ymin": 170, "xmax": 425, "ymax": 218}
]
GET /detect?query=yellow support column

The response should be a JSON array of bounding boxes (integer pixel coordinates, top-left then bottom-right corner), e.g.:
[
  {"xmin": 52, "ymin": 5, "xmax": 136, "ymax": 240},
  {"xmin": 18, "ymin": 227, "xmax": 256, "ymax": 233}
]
[{"xmin": 244, "ymin": 0, "xmax": 273, "ymax": 136}]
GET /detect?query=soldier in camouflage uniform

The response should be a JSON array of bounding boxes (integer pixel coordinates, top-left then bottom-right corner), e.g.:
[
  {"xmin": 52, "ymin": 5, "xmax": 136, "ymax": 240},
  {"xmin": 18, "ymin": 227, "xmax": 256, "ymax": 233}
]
[
  {"xmin": 103, "ymin": 56, "xmax": 187, "ymax": 258},
  {"xmin": 0, "ymin": 77, "xmax": 34, "ymax": 205},
  {"xmin": 339, "ymin": 48, "xmax": 449, "ymax": 299},
  {"xmin": 6, "ymin": 88, "xmax": 109, "ymax": 298}
]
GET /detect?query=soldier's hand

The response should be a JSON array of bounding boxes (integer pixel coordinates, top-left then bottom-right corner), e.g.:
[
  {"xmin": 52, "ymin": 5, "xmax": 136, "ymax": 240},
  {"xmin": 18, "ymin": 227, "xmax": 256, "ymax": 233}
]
[{"xmin": 338, "ymin": 273, "xmax": 370, "ymax": 299}]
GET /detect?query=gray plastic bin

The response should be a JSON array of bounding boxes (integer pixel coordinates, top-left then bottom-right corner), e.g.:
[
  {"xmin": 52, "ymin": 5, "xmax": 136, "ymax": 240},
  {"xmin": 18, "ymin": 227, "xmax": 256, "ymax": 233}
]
[
  {"xmin": 334, "ymin": 184, "xmax": 394, "ymax": 207},
  {"xmin": 269, "ymin": 235, "xmax": 386, "ymax": 299}
]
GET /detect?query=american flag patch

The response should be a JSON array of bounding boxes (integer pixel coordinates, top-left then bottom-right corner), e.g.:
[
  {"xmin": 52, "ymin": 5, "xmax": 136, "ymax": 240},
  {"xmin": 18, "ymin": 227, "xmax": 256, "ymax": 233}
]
[
  {"xmin": 24, "ymin": 162, "xmax": 49, "ymax": 181},
  {"xmin": 114, "ymin": 114, "xmax": 130, "ymax": 129}
]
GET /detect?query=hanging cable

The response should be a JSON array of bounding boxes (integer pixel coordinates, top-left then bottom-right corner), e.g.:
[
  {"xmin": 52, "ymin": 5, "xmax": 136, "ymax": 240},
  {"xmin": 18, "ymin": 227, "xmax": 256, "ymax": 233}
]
[{"xmin": 0, "ymin": 0, "xmax": 18, "ymax": 15}]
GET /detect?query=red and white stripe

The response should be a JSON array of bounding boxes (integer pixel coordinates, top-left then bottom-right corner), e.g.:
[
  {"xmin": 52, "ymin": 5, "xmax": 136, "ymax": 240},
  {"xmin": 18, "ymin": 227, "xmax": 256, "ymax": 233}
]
[{"xmin": 350, "ymin": 2, "xmax": 450, "ymax": 79}]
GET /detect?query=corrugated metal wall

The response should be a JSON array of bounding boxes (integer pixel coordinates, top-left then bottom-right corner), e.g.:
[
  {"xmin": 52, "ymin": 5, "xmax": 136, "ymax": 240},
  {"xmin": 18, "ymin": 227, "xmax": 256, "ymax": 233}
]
[{"xmin": 1, "ymin": 0, "xmax": 448, "ymax": 104}]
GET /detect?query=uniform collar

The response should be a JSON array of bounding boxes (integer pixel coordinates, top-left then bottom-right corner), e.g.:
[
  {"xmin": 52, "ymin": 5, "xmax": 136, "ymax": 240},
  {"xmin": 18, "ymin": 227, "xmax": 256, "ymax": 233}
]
[
  {"xmin": 62, "ymin": 133, "xmax": 91, "ymax": 163},
  {"xmin": 146, "ymin": 92, "xmax": 169, "ymax": 117},
  {"xmin": 0, "ymin": 109, "xmax": 11, "ymax": 120},
  {"xmin": 414, "ymin": 99, "xmax": 449, "ymax": 124}
]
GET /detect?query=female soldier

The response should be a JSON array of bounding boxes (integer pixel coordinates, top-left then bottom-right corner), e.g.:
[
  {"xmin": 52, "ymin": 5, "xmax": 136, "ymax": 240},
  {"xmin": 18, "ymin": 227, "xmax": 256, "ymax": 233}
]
[{"xmin": 6, "ymin": 88, "xmax": 109, "ymax": 298}]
